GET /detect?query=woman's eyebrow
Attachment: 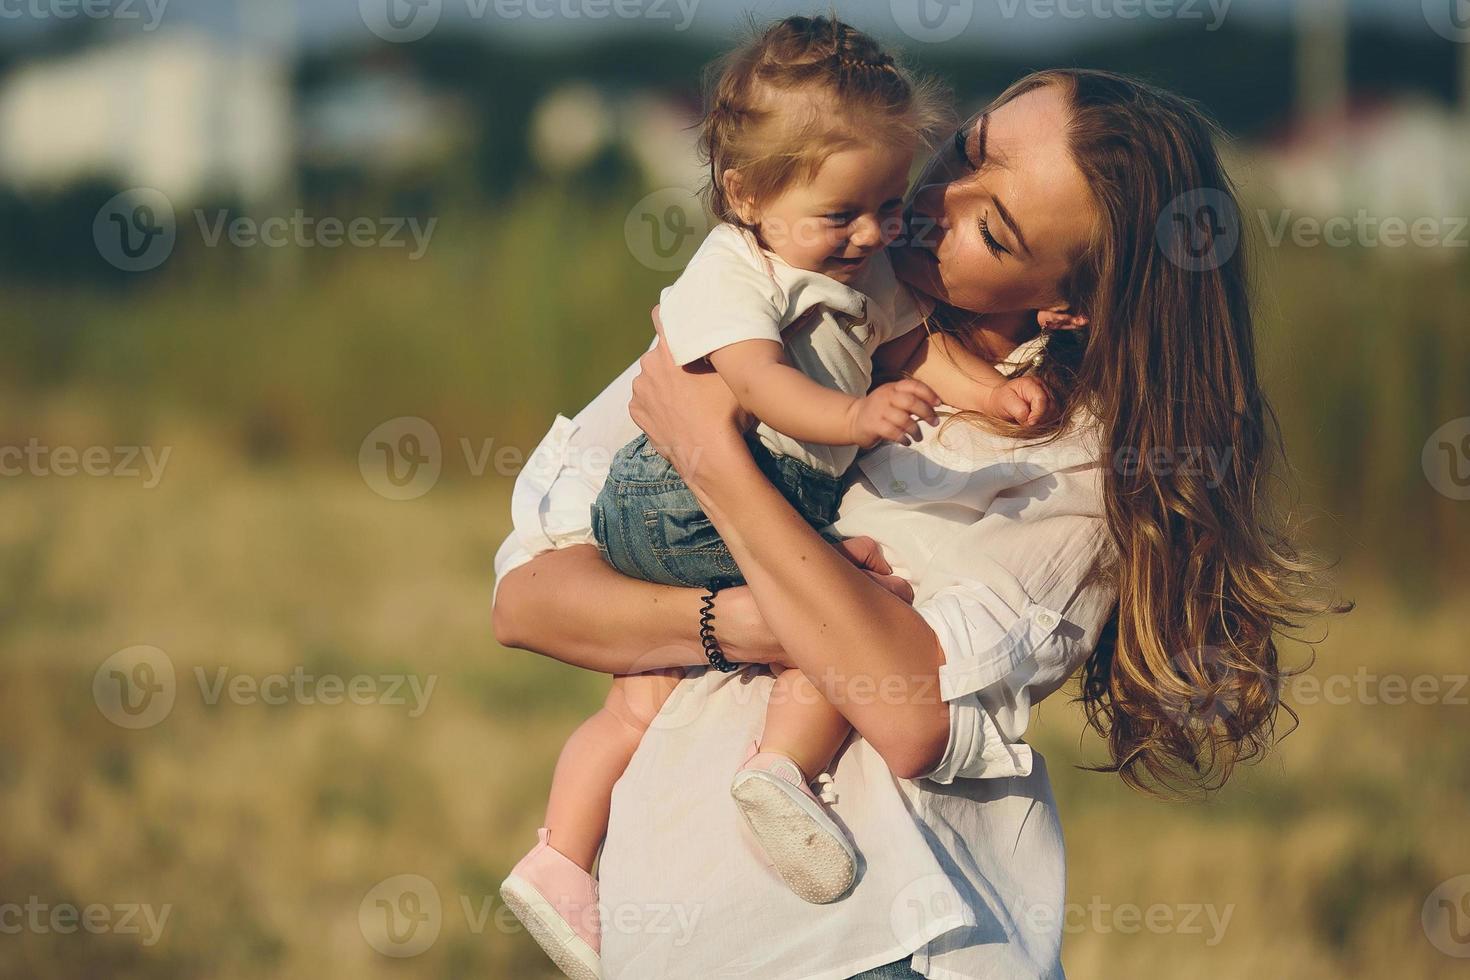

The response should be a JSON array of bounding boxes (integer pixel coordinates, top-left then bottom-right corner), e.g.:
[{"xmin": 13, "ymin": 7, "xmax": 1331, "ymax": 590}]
[
  {"xmin": 976, "ymin": 113, "xmax": 1030, "ymax": 255},
  {"xmin": 993, "ymin": 196, "xmax": 1030, "ymax": 256}
]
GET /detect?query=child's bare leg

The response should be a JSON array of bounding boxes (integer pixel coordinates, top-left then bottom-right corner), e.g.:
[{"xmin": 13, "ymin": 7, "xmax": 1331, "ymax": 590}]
[
  {"xmin": 759, "ymin": 666, "xmax": 850, "ymax": 781},
  {"xmin": 542, "ymin": 669, "xmax": 683, "ymax": 872}
]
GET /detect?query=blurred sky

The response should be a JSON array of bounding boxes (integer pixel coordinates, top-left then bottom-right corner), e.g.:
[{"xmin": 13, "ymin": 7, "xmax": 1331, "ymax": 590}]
[{"xmin": 0, "ymin": 0, "xmax": 1451, "ymax": 53}]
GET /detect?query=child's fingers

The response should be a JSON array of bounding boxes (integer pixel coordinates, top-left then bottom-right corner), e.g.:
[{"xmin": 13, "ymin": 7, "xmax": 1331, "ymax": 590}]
[
  {"xmin": 893, "ymin": 378, "xmax": 942, "ymax": 409},
  {"xmin": 880, "ymin": 414, "xmax": 923, "ymax": 444},
  {"xmin": 883, "ymin": 407, "xmax": 924, "ymax": 439},
  {"xmin": 887, "ymin": 391, "xmax": 938, "ymax": 424}
]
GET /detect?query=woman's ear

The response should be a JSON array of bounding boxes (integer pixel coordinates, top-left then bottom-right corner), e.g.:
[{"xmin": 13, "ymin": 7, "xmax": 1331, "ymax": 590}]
[{"xmin": 1037, "ymin": 303, "xmax": 1089, "ymax": 331}]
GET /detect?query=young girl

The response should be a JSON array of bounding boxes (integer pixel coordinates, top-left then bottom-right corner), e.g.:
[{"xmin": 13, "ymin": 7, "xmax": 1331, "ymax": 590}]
[{"xmin": 499, "ymin": 17, "xmax": 1047, "ymax": 979}]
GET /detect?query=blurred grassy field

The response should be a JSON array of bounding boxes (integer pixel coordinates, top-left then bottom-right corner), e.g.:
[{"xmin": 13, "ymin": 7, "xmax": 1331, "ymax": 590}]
[{"xmin": 2, "ymin": 184, "xmax": 1468, "ymax": 978}]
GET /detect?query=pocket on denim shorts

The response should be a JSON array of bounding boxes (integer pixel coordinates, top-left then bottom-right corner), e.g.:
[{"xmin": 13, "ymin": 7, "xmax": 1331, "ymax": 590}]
[{"xmin": 645, "ymin": 506, "xmax": 740, "ymax": 584}]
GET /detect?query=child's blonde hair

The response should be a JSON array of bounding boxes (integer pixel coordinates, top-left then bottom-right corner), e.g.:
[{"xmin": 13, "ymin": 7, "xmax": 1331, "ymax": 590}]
[{"xmin": 699, "ymin": 15, "xmax": 949, "ymax": 226}]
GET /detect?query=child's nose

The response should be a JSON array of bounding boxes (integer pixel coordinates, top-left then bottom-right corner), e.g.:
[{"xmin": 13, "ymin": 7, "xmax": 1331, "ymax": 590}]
[{"xmin": 849, "ymin": 214, "xmax": 882, "ymax": 249}]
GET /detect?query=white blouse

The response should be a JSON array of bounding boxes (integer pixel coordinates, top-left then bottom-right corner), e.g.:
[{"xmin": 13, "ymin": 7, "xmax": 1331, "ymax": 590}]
[{"xmin": 493, "ymin": 334, "xmax": 1118, "ymax": 980}]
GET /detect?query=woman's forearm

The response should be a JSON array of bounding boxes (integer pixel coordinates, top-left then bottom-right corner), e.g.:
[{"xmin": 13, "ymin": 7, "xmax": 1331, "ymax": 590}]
[
  {"xmin": 680, "ymin": 434, "xmax": 950, "ymax": 778},
  {"xmin": 493, "ymin": 545, "xmax": 710, "ymax": 674}
]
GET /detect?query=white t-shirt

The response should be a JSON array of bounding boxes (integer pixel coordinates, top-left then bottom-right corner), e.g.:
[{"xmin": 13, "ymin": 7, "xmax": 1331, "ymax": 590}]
[{"xmin": 659, "ymin": 223, "xmax": 932, "ymax": 477}]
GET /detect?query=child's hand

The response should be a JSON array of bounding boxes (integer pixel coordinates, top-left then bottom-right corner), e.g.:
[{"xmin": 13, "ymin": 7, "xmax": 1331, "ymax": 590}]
[
  {"xmin": 846, "ymin": 379, "xmax": 942, "ymax": 448},
  {"xmin": 983, "ymin": 376, "xmax": 1050, "ymax": 425}
]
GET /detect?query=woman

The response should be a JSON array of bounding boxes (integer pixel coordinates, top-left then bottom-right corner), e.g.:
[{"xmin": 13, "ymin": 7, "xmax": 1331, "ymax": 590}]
[{"xmin": 493, "ymin": 70, "xmax": 1330, "ymax": 979}]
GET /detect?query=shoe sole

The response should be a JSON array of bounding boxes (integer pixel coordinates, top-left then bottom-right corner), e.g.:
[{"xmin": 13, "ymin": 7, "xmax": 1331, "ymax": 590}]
[
  {"xmin": 499, "ymin": 874, "xmax": 601, "ymax": 980},
  {"xmin": 730, "ymin": 770, "xmax": 857, "ymax": 904}
]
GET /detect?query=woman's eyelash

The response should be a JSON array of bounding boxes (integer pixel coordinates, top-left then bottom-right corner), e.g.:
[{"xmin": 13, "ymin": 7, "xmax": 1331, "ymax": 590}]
[{"xmin": 980, "ymin": 216, "xmax": 1009, "ymax": 258}]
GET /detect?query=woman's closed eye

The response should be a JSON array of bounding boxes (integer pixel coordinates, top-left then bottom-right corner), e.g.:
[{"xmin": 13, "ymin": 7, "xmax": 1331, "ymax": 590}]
[{"xmin": 980, "ymin": 214, "xmax": 1010, "ymax": 259}]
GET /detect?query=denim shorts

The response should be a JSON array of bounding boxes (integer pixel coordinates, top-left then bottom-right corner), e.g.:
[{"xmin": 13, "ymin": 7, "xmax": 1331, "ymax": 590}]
[
  {"xmin": 846, "ymin": 959, "xmax": 923, "ymax": 979},
  {"xmin": 591, "ymin": 431, "xmax": 845, "ymax": 590}
]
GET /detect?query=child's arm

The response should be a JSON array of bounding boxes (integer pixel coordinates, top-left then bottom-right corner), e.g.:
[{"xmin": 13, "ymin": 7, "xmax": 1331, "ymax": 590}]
[
  {"xmin": 709, "ymin": 339, "xmax": 940, "ymax": 449},
  {"xmin": 871, "ymin": 328, "xmax": 926, "ymax": 385},
  {"xmin": 874, "ymin": 328, "xmax": 1050, "ymax": 425}
]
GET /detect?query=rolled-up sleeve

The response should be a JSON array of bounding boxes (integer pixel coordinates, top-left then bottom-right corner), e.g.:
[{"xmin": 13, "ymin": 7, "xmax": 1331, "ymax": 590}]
[
  {"xmin": 913, "ymin": 466, "xmax": 1117, "ymax": 784},
  {"xmin": 491, "ymin": 351, "xmax": 646, "ymax": 605}
]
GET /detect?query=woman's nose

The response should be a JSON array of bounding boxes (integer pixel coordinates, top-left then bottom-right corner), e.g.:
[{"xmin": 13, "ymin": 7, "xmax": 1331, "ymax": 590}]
[{"xmin": 906, "ymin": 184, "xmax": 949, "ymax": 247}]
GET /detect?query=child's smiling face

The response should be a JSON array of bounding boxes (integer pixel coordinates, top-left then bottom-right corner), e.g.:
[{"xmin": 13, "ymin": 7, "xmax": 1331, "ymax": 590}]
[{"xmin": 736, "ymin": 142, "xmax": 913, "ymax": 284}]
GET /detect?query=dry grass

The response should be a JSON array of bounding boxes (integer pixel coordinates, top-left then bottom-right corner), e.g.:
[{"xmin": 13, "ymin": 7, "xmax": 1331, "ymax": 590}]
[{"xmin": 2, "ymin": 442, "xmax": 1466, "ymax": 978}]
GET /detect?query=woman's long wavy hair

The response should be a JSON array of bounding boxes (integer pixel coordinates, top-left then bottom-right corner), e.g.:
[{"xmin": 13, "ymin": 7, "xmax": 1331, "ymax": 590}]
[{"xmin": 940, "ymin": 70, "xmax": 1348, "ymax": 795}]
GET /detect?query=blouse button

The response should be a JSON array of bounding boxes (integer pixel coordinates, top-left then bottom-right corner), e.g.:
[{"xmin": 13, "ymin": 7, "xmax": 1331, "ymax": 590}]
[
  {"xmin": 1035, "ymin": 609, "xmax": 1061, "ymax": 630},
  {"xmin": 889, "ymin": 479, "xmax": 908, "ymax": 494}
]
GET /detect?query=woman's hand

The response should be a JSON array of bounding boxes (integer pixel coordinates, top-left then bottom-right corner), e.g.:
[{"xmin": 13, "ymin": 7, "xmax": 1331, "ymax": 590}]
[
  {"xmin": 629, "ymin": 307, "xmax": 751, "ymax": 481},
  {"xmin": 716, "ymin": 536, "xmax": 914, "ymax": 668}
]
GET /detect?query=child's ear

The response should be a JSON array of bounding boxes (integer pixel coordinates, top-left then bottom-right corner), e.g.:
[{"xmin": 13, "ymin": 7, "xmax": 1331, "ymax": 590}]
[
  {"xmin": 720, "ymin": 169, "xmax": 755, "ymax": 224},
  {"xmin": 1037, "ymin": 303, "xmax": 1089, "ymax": 331}
]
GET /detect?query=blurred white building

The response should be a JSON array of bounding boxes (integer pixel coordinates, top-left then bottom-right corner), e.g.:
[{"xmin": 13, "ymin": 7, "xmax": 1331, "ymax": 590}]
[
  {"xmin": 528, "ymin": 83, "xmax": 704, "ymax": 191},
  {"xmin": 1259, "ymin": 98, "xmax": 1470, "ymax": 224},
  {"xmin": 0, "ymin": 31, "xmax": 290, "ymax": 206},
  {"xmin": 299, "ymin": 70, "xmax": 471, "ymax": 174}
]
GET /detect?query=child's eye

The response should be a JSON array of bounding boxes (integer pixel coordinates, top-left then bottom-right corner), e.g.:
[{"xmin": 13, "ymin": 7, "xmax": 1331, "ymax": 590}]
[
  {"xmin": 825, "ymin": 212, "xmax": 854, "ymax": 225},
  {"xmin": 979, "ymin": 215, "xmax": 1010, "ymax": 259}
]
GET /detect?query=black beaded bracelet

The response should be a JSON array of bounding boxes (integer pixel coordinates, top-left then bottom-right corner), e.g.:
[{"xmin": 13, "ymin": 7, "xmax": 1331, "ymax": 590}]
[{"xmin": 698, "ymin": 587, "xmax": 740, "ymax": 673}]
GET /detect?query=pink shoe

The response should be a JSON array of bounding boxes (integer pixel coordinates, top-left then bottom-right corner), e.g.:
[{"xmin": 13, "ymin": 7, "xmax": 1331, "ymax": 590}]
[
  {"xmin": 499, "ymin": 828, "xmax": 601, "ymax": 980},
  {"xmin": 730, "ymin": 742, "xmax": 857, "ymax": 904}
]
